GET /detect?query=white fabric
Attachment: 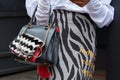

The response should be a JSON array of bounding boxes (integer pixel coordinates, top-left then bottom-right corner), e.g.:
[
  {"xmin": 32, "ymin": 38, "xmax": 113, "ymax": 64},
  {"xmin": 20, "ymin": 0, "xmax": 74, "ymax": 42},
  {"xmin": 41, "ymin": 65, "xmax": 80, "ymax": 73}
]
[{"xmin": 25, "ymin": 0, "xmax": 114, "ymax": 28}]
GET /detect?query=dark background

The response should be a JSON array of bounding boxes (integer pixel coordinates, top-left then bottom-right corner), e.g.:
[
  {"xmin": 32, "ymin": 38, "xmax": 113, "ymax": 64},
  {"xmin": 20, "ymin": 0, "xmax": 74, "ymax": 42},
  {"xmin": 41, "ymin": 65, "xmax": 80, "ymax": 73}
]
[
  {"xmin": 0, "ymin": 0, "xmax": 35, "ymax": 76},
  {"xmin": 106, "ymin": 0, "xmax": 120, "ymax": 80}
]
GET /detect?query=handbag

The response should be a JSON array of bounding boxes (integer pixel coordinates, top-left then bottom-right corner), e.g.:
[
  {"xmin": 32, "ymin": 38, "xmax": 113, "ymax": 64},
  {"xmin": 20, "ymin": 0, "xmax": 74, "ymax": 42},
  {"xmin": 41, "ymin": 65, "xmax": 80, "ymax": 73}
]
[{"xmin": 9, "ymin": 6, "xmax": 60, "ymax": 66}]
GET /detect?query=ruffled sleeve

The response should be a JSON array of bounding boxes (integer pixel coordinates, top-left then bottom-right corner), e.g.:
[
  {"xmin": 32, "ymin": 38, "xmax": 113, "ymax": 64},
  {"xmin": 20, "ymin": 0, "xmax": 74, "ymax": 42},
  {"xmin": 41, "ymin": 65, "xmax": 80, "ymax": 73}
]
[
  {"xmin": 86, "ymin": 0, "xmax": 114, "ymax": 28},
  {"xmin": 35, "ymin": 0, "xmax": 51, "ymax": 25},
  {"xmin": 25, "ymin": 0, "xmax": 38, "ymax": 17}
]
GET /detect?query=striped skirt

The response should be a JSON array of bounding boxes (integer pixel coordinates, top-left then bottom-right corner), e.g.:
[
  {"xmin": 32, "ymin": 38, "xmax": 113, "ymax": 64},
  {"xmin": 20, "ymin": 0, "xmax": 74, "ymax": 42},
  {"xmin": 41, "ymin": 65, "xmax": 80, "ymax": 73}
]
[{"xmin": 39, "ymin": 10, "xmax": 96, "ymax": 80}]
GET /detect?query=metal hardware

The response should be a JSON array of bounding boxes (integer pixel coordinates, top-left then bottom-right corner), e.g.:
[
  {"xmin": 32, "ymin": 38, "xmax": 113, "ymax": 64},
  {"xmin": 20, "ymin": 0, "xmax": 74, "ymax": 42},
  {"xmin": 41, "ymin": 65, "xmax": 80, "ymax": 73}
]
[{"xmin": 28, "ymin": 23, "xmax": 32, "ymax": 28}]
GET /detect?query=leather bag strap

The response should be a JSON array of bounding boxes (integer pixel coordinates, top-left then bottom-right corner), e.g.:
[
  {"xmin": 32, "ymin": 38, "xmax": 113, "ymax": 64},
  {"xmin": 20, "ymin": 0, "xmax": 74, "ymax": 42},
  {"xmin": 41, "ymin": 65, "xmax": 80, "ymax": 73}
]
[{"xmin": 29, "ymin": 5, "xmax": 52, "ymax": 26}]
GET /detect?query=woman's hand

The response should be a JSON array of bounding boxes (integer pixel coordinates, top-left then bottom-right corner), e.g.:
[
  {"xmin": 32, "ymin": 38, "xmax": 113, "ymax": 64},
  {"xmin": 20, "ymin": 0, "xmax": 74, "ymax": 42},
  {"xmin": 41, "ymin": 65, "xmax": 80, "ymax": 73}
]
[{"xmin": 70, "ymin": 0, "xmax": 90, "ymax": 7}]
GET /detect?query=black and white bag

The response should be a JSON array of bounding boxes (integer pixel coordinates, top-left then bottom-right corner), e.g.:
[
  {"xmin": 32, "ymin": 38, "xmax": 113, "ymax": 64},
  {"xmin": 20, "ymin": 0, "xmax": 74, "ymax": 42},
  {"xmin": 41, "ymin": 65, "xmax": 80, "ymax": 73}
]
[{"xmin": 9, "ymin": 6, "xmax": 60, "ymax": 66}]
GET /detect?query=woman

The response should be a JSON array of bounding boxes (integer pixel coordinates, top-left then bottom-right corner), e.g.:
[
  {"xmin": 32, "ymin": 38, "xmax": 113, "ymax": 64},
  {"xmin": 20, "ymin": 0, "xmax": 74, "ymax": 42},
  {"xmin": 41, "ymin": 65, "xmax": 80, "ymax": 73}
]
[{"xmin": 26, "ymin": 0, "xmax": 114, "ymax": 80}]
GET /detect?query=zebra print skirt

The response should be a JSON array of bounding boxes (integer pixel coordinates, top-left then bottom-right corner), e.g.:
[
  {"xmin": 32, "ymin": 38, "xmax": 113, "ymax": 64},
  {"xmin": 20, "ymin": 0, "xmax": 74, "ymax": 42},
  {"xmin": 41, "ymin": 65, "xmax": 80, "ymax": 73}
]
[{"xmin": 39, "ymin": 10, "xmax": 96, "ymax": 80}]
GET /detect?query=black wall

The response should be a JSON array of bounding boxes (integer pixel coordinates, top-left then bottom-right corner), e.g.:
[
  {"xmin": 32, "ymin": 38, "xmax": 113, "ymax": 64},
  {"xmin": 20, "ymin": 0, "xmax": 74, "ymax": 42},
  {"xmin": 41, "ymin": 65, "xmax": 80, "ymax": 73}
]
[
  {"xmin": 0, "ymin": 0, "xmax": 34, "ymax": 76},
  {"xmin": 0, "ymin": 0, "xmax": 29, "ymax": 52},
  {"xmin": 106, "ymin": 0, "xmax": 120, "ymax": 80}
]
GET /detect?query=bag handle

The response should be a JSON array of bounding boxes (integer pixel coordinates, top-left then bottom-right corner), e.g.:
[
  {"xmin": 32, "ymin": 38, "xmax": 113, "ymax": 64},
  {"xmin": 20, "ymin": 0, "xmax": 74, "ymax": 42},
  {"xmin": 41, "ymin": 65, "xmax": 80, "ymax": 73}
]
[
  {"xmin": 29, "ymin": 6, "xmax": 38, "ymax": 25},
  {"xmin": 21, "ymin": 5, "xmax": 53, "ymax": 35},
  {"xmin": 28, "ymin": 5, "xmax": 52, "ymax": 28}
]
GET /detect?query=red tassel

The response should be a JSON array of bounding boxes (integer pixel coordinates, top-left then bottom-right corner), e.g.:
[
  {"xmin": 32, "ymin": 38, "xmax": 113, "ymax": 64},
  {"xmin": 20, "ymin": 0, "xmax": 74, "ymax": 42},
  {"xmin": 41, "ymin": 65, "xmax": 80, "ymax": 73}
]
[
  {"xmin": 28, "ymin": 47, "xmax": 42, "ymax": 62},
  {"xmin": 37, "ymin": 65, "xmax": 51, "ymax": 78},
  {"xmin": 55, "ymin": 27, "xmax": 60, "ymax": 32},
  {"xmin": 27, "ymin": 46, "xmax": 51, "ymax": 78}
]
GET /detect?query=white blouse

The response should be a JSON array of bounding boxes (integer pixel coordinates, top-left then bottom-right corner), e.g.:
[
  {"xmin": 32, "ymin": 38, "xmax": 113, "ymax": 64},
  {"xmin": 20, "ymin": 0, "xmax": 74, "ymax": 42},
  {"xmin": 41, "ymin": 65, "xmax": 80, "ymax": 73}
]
[{"xmin": 26, "ymin": 0, "xmax": 114, "ymax": 28}]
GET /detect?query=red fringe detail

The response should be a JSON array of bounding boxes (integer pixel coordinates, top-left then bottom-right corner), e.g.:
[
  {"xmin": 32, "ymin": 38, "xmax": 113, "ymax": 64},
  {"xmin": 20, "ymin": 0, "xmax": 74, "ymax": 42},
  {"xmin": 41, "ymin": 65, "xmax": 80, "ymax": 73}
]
[
  {"xmin": 37, "ymin": 65, "xmax": 51, "ymax": 78},
  {"xmin": 55, "ymin": 27, "xmax": 60, "ymax": 32},
  {"xmin": 28, "ymin": 46, "xmax": 51, "ymax": 78},
  {"xmin": 28, "ymin": 47, "xmax": 42, "ymax": 62}
]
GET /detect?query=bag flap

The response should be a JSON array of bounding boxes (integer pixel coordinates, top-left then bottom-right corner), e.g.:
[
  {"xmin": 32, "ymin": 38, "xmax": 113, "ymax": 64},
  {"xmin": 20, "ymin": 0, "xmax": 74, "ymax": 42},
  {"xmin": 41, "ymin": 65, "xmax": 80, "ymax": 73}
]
[{"xmin": 19, "ymin": 24, "xmax": 56, "ymax": 47}]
